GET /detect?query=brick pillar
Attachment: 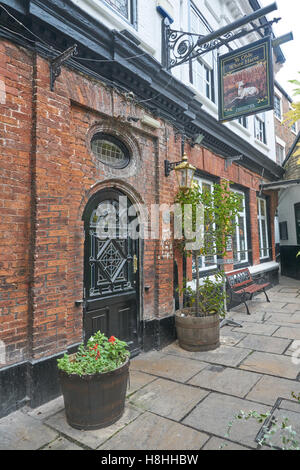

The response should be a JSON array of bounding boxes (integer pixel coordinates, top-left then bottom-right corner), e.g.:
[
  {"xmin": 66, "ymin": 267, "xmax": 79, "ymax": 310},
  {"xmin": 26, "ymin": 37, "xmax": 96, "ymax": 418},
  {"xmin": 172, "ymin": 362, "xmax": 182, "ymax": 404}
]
[
  {"xmin": 249, "ymin": 188, "xmax": 260, "ymax": 265},
  {"xmin": 29, "ymin": 55, "xmax": 71, "ymax": 359}
]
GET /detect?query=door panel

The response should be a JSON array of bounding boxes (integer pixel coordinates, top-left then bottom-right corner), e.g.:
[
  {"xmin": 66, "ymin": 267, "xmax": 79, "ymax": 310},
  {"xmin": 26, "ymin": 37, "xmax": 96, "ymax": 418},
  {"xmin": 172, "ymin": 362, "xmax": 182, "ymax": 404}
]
[{"xmin": 83, "ymin": 189, "xmax": 140, "ymax": 354}]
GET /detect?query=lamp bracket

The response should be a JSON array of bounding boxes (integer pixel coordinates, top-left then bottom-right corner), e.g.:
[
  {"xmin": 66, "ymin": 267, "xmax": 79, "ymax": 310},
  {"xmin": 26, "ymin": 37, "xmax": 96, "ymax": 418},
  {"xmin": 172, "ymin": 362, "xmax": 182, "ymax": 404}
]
[
  {"xmin": 163, "ymin": 2, "xmax": 280, "ymax": 70},
  {"xmin": 50, "ymin": 44, "xmax": 78, "ymax": 91},
  {"xmin": 164, "ymin": 159, "xmax": 182, "ymax": 177},
  {"xmin": 225, "ymin": 155, "xmax": 243, "ymax": 170}
]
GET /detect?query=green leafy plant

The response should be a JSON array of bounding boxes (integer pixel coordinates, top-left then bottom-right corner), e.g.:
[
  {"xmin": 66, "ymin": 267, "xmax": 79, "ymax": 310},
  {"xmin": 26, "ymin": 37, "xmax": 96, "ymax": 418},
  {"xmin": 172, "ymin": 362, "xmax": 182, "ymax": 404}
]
[
  {"xmin": 223, "ymin": 393, "xmax": 300, "ymax": 450},
  {"xmin": 57, "ymin": 331, "xmax": 129, "ymax": 376},
  {"xmin": 175, "ymin": 180, "xmax": 242, "ymax": 317},
  {"xmin": 179, "ymin": 273, "xmax": 226, "ymax": 317},
  {"xmin": 284, "ymin": 72, "xmax": 300, "ymax": 158},
  {"xmin": 225, "ymin": 410, "xmax": 300, "ymax": 450}
]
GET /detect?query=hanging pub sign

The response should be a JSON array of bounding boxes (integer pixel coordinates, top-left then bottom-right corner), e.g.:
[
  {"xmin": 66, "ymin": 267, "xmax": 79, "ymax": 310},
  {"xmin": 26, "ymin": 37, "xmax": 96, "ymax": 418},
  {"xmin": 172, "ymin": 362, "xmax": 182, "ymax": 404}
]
[{"xmin": 218, "ymin": 37, "xmax": 274, "ymax": 122}]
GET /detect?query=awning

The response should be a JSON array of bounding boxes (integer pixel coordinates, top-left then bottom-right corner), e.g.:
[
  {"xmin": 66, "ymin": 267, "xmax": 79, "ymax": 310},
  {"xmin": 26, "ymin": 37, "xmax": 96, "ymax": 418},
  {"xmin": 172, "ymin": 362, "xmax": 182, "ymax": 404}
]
[{"xmin": 260, "ymin": 179, "xmax": 300, "ymax": 191}]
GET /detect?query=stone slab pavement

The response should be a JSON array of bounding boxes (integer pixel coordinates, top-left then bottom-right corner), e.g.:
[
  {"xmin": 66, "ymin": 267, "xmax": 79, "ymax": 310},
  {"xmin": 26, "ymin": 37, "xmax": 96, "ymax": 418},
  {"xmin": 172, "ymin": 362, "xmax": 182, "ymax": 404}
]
[{"xmin": 1, "ymin": 276, "xmax": 300, "ymax": 450}]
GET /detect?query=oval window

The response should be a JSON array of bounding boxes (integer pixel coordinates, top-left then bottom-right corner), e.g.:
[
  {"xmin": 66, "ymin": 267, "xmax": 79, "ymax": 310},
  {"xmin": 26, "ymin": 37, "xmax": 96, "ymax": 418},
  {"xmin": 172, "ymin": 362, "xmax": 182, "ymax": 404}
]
[{"xmin": 91, "ymin": 133, "xmax": 130, "ymax": 169}]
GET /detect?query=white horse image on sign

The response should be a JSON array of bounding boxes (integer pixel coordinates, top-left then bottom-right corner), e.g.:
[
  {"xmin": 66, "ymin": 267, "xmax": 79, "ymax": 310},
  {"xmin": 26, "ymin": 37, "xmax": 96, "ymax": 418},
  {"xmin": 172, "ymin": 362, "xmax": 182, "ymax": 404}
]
[{"xmin": 230, "ymin": 81, "xmax": 259, "ymax": 103}]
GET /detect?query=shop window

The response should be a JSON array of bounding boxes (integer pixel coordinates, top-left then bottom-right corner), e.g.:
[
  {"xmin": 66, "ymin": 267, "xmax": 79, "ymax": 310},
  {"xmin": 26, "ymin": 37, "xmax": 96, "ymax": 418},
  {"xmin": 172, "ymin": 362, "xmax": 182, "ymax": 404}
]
[
  {"xmin": 91, "ymin": 133, "xmax": 130, "ymax": 169},
  {"xmin": 232, "ymin": 190, "xmax": 248, "ymax": 264},
  {"xmin": 257, "ymin": 197, "xmax": 270, "ymax": 259}
]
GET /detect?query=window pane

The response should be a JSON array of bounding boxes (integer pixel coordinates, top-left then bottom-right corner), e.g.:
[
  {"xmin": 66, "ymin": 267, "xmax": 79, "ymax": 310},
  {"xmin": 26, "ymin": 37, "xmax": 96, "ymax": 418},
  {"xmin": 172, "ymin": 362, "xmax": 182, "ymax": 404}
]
[
  {"xmin": 238, "ymin": 216, "xmax": 246, "ymax": 261},
  {"xmin": 104, "ymin": 0, "xmax": 130, "ymax": 20}
]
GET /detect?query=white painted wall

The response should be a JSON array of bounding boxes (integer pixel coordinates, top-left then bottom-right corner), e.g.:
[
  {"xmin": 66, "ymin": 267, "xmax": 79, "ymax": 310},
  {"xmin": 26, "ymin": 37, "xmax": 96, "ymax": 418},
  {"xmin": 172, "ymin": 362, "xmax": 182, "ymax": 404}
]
[
  {"xmin": 71, "ymin": 0, "xmax": 277, "ymax": 163},
  {"xmin": 278, "ymin": 187, "xmax": 300, "ymax": 246}
]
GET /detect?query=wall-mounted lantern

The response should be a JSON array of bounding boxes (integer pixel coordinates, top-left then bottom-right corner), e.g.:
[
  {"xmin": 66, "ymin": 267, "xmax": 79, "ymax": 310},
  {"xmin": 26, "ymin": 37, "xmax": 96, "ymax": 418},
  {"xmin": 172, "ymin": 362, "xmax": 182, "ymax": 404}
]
[{"xmin": 165, "ymin": 153, "xmax": 196, "ymax": 190}]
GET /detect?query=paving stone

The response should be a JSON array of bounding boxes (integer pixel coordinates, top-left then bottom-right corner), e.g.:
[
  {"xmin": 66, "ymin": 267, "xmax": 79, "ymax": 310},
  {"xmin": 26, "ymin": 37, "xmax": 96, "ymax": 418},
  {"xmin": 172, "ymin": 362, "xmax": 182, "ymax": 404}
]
[
  {"xmin": 163, "ymin": 342, "xmax": 251, "ymax": 367},
  {"xmin": 246, "ymin": 375, "xmax": 300, "ymax": 405},
  {"xmin": 220, "ymin": 330, "xmax": 246, "ymax": 346},
  {"xmin": 45, "ymin": 404, "xmax": 142, "ymax": 449},
  {"xmin": 188, "ymin": 365, "xmax": 261, "ymax": 398},
  {"xmin": 202, "ymin": 436, "xmax": 249, "ymax": 450},
  {"xmin": 267, "ymin": 313, "xmax": 300, "ymax": 326},
  {"xmin": 279, "ymin": 303, "xmax": 300, "ymax": 314},
  {"xmin": 182, "ymin": 393, "xmax": 270, "ymax": 448},
  {"xmin": 273, "ymin": 326, "xmax": 300, "ymax": 341},
  {"xmin": 99, "ymin": 412, "xmax": 209, "ymax": 450},
  {"xmin": 263, "ymin": 409, "xmax": 300, "ymax": 449},
  {"xmin": 126, "ymin": 370, "xmax": 157, "ymax": 397},
  {"xmin": 236, "ymin": 334, "xmax": 291, "ymax": 354},
  {"xmin": 42, "ymin": 437, "xmax": 83, "ymax": 450},
  {"xmin": 228, "ymin": 311, "xmax": 267, "ymax": 323},
  {"xmin": 131, "ymin": 350, "xmax": 208, "ymax": 382},
  {"xmin": 130, "ymin": 378, "xmax": 208, "ymax": 421},
  {"xmin": 279, "ymin": 399, "xmax": 300, "ymax": 413},
  {"xmin": 232, "ymin": 322, "xmax": 279, "ymax": 336},
  {"xmin": 24, "ymin": 396, "xmax": 65, "ymax": 421},
  {"xmin": 284, "ymin": 340, "xmax": 300, "ymax": 357},
  {"xmin": 0, "ymin": 411, "xmax": 58, "ymax": 450},
  {"xmin": 239, "ymin": 351, "xmax": 300, "ymax": 379},
  {"xmin": 278, "ymin": 288, "xmax": 300, "ymax": 294}
]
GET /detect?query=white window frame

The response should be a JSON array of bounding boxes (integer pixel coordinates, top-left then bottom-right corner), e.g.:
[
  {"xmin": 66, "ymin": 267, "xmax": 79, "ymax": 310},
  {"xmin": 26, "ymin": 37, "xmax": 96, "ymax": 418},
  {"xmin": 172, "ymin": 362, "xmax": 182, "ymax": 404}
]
[
  {"xmin": 237, "ymin": 115, "xmax": 248, "ymax": 128},
  {"xmin": 257, "ymin": 197, "xmax": 270, "ymax": 260},
  {"xmin": 289, "ymin": 105, "xmax": 298, "ymax": 134},
  {"xmin": 192, "ymin": 59, "xmax": 215, "ymax": 102},
  {"xmin": 276, "ymin": 142, "xmax": 285, "ymax": 165},
  {"xmin": 274, "ymin": 94, "xmax": 282, "ymax": 121},
  {"xmin": 102, "ymin": 0, "xmax": 134, "ymax": 25},
  {"xmin": 232, "ymin": 189, "xmax": 248, "ymax": 265},
  {"xmin": 192, "ymin": 177, "xmax": 217, "ymax": 275},
  {"xmin": 254, "ymin": 113, "xmax": 266, "ymax": 144},
  {"xmin": 190, "ymin": 3, "xmax": 215, "ymax": 103}
]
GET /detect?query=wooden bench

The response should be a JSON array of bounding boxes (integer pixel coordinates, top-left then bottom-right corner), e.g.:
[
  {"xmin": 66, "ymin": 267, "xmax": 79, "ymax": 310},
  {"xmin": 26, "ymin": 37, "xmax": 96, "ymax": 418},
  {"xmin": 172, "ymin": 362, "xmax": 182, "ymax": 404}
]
[{"xmin": 225, "ymin": 268, "xmax": 270, "ymax": 315}]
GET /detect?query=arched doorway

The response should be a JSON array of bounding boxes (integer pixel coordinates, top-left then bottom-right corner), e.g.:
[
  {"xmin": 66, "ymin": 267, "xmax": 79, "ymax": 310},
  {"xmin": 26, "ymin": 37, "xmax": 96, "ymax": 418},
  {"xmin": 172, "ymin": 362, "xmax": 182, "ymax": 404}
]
[{"xmin": 83, "ymin": 188, "xmax": 140, "ymax": 355}]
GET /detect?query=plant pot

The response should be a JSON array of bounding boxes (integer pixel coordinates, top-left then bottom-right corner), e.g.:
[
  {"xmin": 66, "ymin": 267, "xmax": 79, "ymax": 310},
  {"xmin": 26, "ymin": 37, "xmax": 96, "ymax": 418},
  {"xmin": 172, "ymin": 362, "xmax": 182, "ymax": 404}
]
[
  {"xmin": 175, "ymin": 309, "xmax": 220, "ymax": 352},
  {"xmin": 58, "ymin": 356, "xmax": 130, "ymax": 430}
]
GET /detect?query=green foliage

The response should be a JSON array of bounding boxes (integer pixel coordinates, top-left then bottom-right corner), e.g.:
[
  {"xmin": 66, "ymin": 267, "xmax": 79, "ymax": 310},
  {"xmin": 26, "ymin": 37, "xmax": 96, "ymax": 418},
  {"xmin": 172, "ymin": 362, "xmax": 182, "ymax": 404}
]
[
  {"xmin": 223, "ymin": 393, "xmax": 300, "ymax": 450},
  {"xmin": 175, "ymin": 180, "xmax": 242, "ymax": 317},
  {"xmin": 225, "ymin": 410, "xmax": 300, "ymax": 450},
  {"xmin": 179, "ymin": 273, "xmax": 227, "ymax": 317},
  {"xmin": 57, "ymin": 331, "xmax": 129, "ymax": 376},
  {"xmin": 284, "ymin": 72, "xmax": 300, "ymax": 158},
  {"xmin": 175, "ymin": 180, "xmax": 242, "ymax": 257}
]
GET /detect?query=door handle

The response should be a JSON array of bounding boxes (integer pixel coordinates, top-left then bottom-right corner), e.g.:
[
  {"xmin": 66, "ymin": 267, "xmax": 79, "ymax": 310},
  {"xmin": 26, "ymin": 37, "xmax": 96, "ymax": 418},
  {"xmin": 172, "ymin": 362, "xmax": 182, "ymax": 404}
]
[
  {"xmin": 75, "ymin": 299, "xmax": 85, "ymax": 307},
  {"xmin": 133, "ymin": 254, "xmax": 138, "ymax": 274}
]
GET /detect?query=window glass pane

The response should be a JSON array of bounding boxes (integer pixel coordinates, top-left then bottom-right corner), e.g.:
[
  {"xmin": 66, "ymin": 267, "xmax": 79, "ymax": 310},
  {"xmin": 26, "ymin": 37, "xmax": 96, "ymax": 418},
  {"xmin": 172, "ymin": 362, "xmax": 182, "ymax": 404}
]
[
  {"xmin": 104, "ymin": 0, "xmax": 130, "ymax": 19},
  {"xmin": 91, "ymin": 135, "xmax": 130, "ymax": 168},
  {"xmin": 260, "ymin": 199, "xmax": 265, "ymax": 216},
  {"xmin": 238, "ymin": 216, "xmax": 246, "ymax": 261}
]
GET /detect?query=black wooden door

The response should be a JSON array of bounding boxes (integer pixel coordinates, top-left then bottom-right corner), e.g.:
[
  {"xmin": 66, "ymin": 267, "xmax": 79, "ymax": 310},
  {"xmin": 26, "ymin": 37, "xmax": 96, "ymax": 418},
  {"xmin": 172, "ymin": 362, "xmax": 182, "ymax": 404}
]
[{"xmin": 83, "ymin": 189, "xmax": 140, "ymax": 354}]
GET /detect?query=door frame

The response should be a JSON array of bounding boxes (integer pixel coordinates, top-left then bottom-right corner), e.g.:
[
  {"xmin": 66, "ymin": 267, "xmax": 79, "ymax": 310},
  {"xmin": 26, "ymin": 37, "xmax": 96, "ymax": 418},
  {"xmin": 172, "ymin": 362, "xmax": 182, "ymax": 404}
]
[{"xmin": 82, "ymin": 187, "xmax": 143, "ymax": 354}]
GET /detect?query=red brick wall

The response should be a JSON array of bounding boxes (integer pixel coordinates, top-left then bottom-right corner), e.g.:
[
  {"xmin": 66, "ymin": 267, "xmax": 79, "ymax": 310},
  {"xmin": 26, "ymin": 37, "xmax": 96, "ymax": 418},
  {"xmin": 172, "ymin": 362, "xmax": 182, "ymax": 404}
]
[
  {"xmin": 0, "ymin": 41, "xmax": 33, "ymax": 365},
  {"xmin": 0, "ymin": 41, "xmax": 279, "ymax": 365},
  {"xmin": 274, "ymin": 91, "xmax": 300, "ymax": 157}
]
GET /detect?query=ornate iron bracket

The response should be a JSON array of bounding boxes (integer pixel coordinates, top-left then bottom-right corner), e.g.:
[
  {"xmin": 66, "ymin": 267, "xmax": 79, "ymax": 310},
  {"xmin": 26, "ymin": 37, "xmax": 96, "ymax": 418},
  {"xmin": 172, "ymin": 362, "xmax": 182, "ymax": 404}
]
[
  {"xmin": 162, "ymin": 2, "xmax": 279, "ymax": 69},
  {"xmin": 50, "ymin": 44, "xmax": 78, "ymax": 91}
]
